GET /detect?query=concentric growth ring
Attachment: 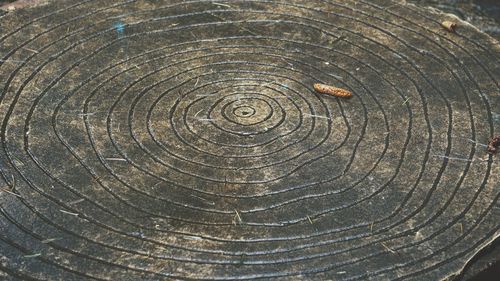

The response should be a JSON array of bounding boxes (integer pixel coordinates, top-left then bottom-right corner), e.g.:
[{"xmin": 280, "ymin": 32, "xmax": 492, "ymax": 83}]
[{"xmin": 0, "ymin": 1, "xmax": 498, "ymax": 280}]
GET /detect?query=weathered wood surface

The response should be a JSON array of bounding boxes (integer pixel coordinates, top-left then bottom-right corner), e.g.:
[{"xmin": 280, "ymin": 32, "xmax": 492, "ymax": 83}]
[
  {"xmin": 407, "ymin": 0, "xmax": 500, "ymax": 41},
  {"xmin": 0, "ymin": 1, "xmax": 498, "ymax": 280}
]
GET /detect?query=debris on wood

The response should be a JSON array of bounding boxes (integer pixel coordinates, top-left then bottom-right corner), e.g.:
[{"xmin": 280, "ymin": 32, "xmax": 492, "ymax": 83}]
[
  {"xmin": 233, "ymin": 210, "xmax": 242, "ymax": 225},
  {"xmin": 182, "ymin": 235, "xmax": 202, "ymax": 241},
  {"xmin": 69, "ymin": 198, "xmax": 85, "ymax": 205},
  {"xmin": 313, "ymin": 83, "xmax": 353, "ymax": 98},
  {"xmin": 23, "ymin": 253, "xmax": 41, "ymax": 258},
  {"xmin": 0, "ymin": 187, "xmax": 21, "ymax": 197},
  {"xmin": 487, "ymin": 135, "xmax": 500, "ymax": 155},
  {"xmin": 59, "ymin": 209, "xmax": 79, "ymax": 216},
  {"xmin": 441, "ymin": 20, "xmax": 457, "ymax": 32},
  {"xmin": 402, "ymin": 97, "xmax": 410, "ymax": 105},
  {"xmin": 307, "ymin": 215, "xmax": 314, "ymax": 224},
  {"xmin": 41, "ymin": 238, "xmax": 61, "ymax": 243},
  {"xmin": 381, "ymin": 242, "xmax": 397, "ymax": 254},
  {"xmin": 104, "ymin": 157, "xmax": 127, "ymax": 162}
]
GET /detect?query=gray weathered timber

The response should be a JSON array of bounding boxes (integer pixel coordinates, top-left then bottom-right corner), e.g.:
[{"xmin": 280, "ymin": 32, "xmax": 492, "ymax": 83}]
[{"xmin": 0, "ymin": 1, "xmax": 498, "ymax": 280}]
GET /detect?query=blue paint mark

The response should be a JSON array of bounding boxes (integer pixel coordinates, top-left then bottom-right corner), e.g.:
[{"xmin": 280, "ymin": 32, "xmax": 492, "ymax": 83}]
[{"xmin": 114, "ymin": 22, "xmax": 125, "ymax": 36}]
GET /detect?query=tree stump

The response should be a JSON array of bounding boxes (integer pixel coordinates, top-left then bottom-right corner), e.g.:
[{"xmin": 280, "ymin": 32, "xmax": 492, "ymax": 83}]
[{"xmin": 0, "ymin": 1, "xmax": 498, "ymax": 280}]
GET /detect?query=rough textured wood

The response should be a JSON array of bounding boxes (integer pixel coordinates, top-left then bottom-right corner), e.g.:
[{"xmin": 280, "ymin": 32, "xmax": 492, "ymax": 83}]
[
  {"xmin": 0, "ymin": 1, "xmax": 498, "ymax": 280},
  {"xmin": 408, "ymin": 0, "xmax": 500, "ymax": 41}
]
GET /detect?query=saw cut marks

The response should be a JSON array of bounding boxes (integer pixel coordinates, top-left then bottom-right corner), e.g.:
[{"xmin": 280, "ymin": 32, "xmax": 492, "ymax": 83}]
[{"xmin": 0, "ymin": 1, "xmax": 498, "ymax": 280}]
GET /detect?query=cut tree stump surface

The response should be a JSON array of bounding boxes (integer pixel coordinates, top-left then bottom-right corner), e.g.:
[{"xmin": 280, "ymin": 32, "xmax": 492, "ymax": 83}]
[{"xmin": 0, "ymin": 1, "xmax": 498, "ymax": 280}]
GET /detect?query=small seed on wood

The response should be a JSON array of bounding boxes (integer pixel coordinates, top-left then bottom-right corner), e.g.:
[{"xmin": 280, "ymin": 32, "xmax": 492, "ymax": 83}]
[
  {"xmin": 441, "ymin": 21, "xmax": 457, "ymax": 32},
  {"xmin": 487, "ymin": 135, "xmax": 500, "ymax": 155},
  {"xmin": 313, "ymin": 83, "xmax": 353, "ymax": 98}
]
